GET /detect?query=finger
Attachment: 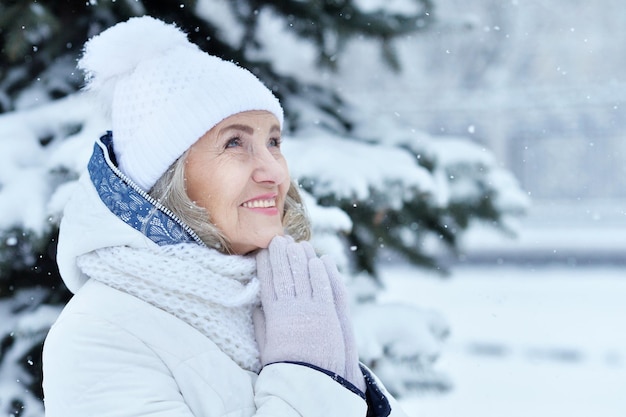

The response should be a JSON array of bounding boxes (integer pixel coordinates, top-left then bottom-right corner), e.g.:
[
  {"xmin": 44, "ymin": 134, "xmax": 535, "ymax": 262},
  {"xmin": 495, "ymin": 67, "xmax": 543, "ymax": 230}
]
[
  {"xmin": 255, "ymin": 248, "xmax": 277, "ymax": 301},
  {"xmin": 307, "ymin": 257, "xmax": 334, "ymax": 301},
  {"xmin": 286, "ymin": 242, "xmax": 312, "ymax": 297},
  {"xmin": 299, "ymin": 240, "xmax": 317, "ymax": 260},
  {"xmin": 321, "ymin": 256, "xmax": 362, "ymax": 388},
  {"xmin": 253, "ymin": 306, "xmax": 267, "ymax": 351},
  {"xmin": 252, "ymin": 307, "xmax": 268, "ymax": 365},
  {"xmin": 268, "ymin": 235, "xmax": 296, "ymax": 298},
  {"xmin": 321, "ymin": 255, "xmax": 349, "ymax": 309}
]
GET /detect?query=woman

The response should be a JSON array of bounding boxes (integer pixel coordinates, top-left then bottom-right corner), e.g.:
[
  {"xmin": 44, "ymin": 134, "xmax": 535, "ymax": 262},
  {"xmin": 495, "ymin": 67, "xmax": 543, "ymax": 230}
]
[{"xmin": 42, "ymin": 16, "xmax": 407, "ymax": 417}]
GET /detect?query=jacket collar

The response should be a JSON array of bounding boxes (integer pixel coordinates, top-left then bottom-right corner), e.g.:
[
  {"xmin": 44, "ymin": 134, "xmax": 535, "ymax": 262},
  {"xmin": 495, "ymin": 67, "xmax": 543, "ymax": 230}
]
[{"xmin": 87, "ymin": 132, "xmax": 205, "ymax": 247}]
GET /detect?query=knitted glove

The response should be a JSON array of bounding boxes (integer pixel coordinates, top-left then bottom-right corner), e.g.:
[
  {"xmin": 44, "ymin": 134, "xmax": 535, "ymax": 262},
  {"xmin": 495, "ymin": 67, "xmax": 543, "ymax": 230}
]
[
  {"xmin": 321, "ymin": 255, "xmax": 367, "ymax": 393},
  {"xmin": 254, "ymin": 236, "xmax": 345, "ymax": 376}
]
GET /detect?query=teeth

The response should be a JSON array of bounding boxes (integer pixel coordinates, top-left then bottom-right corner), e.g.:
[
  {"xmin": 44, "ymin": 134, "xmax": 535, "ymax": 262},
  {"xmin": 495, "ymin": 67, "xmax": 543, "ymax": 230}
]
[{"xmin": 242, "ymin": 199, "xmax": 276, "ymax": 208}]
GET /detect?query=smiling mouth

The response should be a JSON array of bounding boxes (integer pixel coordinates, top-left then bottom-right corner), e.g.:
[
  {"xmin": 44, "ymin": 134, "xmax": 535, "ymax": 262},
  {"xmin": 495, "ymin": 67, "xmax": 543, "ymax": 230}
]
[{"xmin": 241, "ymin": 198, "xmax": 277, "ymax": 209}]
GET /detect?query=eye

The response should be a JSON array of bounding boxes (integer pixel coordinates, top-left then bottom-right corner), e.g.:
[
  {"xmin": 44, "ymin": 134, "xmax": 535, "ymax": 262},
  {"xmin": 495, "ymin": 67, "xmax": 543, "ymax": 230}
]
[
  {"xmin": 225, "ymin": 137, "xmax": 242, "ymax": 149},
  {"xmin": 268, "ymin": 137, "xmax": 282, "ymax": 148}
]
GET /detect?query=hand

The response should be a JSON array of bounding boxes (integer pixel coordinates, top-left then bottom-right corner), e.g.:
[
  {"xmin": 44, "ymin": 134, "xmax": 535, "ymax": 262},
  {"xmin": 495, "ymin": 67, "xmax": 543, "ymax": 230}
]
[{"xmin": 254, "ymin": 236, "xmax": 345, "ymax": 375}]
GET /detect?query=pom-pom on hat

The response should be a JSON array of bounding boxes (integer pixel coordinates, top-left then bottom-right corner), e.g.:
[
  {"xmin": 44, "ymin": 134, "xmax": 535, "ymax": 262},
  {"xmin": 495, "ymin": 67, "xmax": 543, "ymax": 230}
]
[{"xmin": 78, "ymin": 16, "xmax": 284, "ymax": 191}]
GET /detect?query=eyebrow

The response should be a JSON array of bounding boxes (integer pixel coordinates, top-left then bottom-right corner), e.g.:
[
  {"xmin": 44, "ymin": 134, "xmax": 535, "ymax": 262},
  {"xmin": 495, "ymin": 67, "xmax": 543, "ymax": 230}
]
[{"xmin": 221, "ymin": 123, "xmax": 281, "ymax": 135}]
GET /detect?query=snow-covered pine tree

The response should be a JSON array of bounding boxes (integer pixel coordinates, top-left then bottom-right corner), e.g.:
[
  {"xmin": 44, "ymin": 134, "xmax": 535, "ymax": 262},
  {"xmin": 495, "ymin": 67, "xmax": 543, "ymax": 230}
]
[{"xmin": 0, "ymin": 0, "xmax": 527, "ymax": 414}]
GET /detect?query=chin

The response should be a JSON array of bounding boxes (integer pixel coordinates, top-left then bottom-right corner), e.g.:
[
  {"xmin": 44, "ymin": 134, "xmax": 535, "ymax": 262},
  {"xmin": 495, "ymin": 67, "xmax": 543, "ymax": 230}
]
[
  {"xmin": 229, "ymin": 222, "xmax": 285, "ymax": 255},
  {"xmin": 231, "ymin": 234, "xmax": 281, "ymax": 255},
  {"xmin": 256, "ymin": 231, "xmax": 284, "ymax": 249}
]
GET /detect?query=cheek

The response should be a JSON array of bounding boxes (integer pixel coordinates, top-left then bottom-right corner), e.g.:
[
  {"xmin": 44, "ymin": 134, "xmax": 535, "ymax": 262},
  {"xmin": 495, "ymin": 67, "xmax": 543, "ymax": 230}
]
[
  {"xmin": 278, "ymin": 161, "xmax": 290, "ymax": 193},
  {"xmin": 196, "ymin": 168, "xmax": 250, "ymax": 223},
  {"xmin": 186, "ymin": 169, "xmax": 215, "ymax": 206},
  {"xmin": 280, "ymin": 181, "xmax": 290, "ymax": 204},
  {"xmin": 194, "ymin": 174, "xmax": 233, "ymax": 213},
  {"xmin": 186, "ymin": 155, "xmax": 233, "ymax": 206}
]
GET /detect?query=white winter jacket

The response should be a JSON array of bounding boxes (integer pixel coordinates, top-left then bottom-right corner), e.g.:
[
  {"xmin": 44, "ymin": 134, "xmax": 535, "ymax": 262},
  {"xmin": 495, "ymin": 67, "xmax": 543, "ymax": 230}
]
[{"xmin": 42, "ymin": 133, "xmax": 407, "ymax": 417}]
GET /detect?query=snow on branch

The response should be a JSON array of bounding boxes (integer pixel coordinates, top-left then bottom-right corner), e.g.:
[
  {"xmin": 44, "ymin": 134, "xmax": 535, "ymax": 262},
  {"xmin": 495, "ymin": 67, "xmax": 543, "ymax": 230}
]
[
  {"xmin": 0, "ymin": 93, "xmax": 106, "ymax": 236},
  {"xmin": 284, "ymin": 128, "xmax": 436, "ymax": 209}
]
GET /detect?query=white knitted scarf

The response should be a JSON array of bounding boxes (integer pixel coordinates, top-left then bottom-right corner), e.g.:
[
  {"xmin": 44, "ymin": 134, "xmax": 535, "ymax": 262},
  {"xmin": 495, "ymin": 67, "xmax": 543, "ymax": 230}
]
[{"xmin": 76, "ymin": 243, "xmax": 261, "ymax": 372}]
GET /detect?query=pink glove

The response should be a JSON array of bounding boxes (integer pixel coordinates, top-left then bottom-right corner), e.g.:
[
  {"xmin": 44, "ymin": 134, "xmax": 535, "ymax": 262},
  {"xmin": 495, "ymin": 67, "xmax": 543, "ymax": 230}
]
[{"xmin": 254, "ymin": 236, "xmax": 346, "ymax": 375}]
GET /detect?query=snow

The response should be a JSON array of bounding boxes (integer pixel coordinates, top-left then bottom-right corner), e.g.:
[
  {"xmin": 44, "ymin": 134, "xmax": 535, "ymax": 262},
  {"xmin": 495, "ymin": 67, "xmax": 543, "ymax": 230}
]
[
  {"xmin": 2, "ymin": 259, "xmax": 624, "ymax": 417},
  {"xmin": 283, "ymin": 132, "xmax": 436, "ymax": 207},
  {"xmin": 1, "ymin": 2, "xmax": 623, "ymax": 415},
  {"xmin": 0, "ymin": 292, "xmax": 62, "ymax": 417},
  {"xmin": 425, "ymin": 136, "xmax": 495, "ymax": 168},
  {"xmin": 195, "ymin": 0, "xmax": 246, "ymax": 48},
  {"xmin": 379, "ymin": 197, "xmax": 626, "ymax": 417},
  {"xmin": 383, "ymin": 263, "xmax": 626, "ymax": 417},
  {"xmin": 353, "ymin": 0, "xmax": 426, "ymax": 15},
  {"xmin": 454, "ymin": 199, "xmax": 626, "ymax": 264},
  {"xmin": 0, "ymin": 93, "xmax": 103, "ymax": 234}
]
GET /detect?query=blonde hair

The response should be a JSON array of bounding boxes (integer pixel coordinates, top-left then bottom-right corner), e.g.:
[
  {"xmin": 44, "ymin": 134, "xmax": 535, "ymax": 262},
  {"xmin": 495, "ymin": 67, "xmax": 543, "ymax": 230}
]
[{"xmin": 149, "ymin": 150, "xmax": 311, "ymax": 253}]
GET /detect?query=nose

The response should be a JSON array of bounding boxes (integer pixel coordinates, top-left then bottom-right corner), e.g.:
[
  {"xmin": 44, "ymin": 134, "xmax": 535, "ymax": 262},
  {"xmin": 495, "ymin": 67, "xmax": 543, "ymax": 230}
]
[{"xmin": 251, "ymin": 147, "xmax": 288, "ymax": 186}]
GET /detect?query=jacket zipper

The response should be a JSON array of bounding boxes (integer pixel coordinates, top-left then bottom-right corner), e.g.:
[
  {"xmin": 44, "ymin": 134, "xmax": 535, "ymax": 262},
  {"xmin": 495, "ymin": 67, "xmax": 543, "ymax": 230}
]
[{"xmin": 96, "ymin": 138, "xmax": 207, "ymax": 247}]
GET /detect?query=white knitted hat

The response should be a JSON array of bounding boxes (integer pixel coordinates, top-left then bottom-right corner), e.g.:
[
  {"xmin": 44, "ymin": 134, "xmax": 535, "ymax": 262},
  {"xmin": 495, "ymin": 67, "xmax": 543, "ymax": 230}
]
[{"xmin": 78, "ymin": 16, "xmax": 284, "ymax": 191}]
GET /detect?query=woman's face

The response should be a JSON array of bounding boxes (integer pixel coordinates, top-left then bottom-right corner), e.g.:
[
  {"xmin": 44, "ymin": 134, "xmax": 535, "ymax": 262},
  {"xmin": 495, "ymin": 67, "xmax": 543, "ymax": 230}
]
[{"xmin": 185, "ymin": 110, "xmax": 289, "ymax": 255}]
